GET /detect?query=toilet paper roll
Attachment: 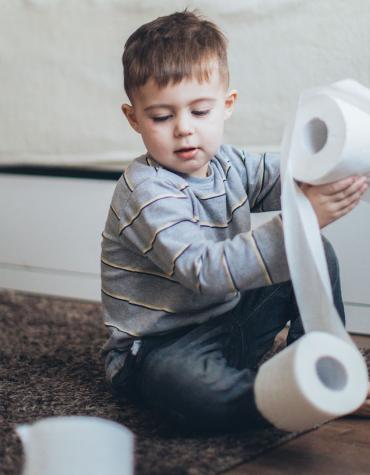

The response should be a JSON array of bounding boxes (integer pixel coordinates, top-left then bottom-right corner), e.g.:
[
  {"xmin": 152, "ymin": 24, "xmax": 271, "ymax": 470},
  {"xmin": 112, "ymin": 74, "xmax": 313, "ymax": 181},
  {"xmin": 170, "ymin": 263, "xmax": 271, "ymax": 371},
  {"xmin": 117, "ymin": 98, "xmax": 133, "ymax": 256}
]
[
  {"xmin": 292, "ymin": 94, "xmax": 370, "ymax": 186},
  {"xmin": 254, "ymin": 332, "xmax": 368, "ymax": 432},
  {"xmin": 254, "ymin": 80, "xmax": 370, "ymax": 432},
  {"xmin": 17, "ymin": 416, "xmax": 134, "ymax": 475}
]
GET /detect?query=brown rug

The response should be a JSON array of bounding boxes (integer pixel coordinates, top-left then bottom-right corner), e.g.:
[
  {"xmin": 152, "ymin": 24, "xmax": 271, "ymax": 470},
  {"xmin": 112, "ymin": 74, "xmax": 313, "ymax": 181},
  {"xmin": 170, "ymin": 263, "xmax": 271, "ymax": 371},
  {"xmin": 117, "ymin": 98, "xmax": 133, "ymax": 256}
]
[{"xmin": 1, "ymin": 290, "xmax": 364, "ymax": 475}]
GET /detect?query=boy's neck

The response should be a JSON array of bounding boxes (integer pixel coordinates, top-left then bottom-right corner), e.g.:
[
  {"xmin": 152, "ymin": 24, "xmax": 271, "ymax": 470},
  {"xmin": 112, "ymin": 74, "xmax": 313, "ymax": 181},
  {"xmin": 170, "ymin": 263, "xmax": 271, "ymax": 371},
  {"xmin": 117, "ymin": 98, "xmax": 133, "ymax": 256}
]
[{"xmin": 147, "ymin": 153, "xmax": 212, "ymax": 179}]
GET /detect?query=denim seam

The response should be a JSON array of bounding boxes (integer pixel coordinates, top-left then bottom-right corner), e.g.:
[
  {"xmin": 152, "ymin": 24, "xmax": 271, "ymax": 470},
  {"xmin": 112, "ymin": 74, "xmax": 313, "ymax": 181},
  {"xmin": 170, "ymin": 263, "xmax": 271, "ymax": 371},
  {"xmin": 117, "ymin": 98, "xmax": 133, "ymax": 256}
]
[{"xmin": 236, "ymin": 283, "xmax": 286, "ymax": 325}]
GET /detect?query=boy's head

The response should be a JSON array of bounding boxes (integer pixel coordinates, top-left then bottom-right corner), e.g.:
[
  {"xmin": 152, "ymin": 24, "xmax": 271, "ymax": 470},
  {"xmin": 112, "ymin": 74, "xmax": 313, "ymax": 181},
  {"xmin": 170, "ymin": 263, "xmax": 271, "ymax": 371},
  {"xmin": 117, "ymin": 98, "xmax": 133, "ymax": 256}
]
[
  {"xmin": 122, "ymin": 9, "xmax": 229, "ymax": 101},
  {"xmin": 121, "ymin": 10, "xmax": 237, "ymax": 178}
]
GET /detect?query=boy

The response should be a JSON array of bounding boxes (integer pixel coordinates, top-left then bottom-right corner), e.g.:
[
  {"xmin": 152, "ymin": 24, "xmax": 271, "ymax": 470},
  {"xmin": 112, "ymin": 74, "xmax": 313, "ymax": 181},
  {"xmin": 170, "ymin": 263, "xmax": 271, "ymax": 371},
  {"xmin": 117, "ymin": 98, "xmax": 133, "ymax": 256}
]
[{"xmin": 101, "ymin": 10, "xmax": 369, "ymax": 431}]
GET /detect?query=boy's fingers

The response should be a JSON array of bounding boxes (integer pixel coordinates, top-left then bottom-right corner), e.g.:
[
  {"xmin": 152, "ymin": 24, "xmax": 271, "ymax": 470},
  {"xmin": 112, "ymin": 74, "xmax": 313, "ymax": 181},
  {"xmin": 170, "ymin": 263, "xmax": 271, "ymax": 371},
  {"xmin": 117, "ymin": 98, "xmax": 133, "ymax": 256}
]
[
  {"xmin": 333, "ymin": 188, "xmax": 363, "ymax": 211},
  {"xmin": 321, "ymin": 176, "xmax": 355, "ymax": 196},
  {"xmin": 331, "ymin": 189, "xmax": 363, "ymax": 218},
  {"xmin": 332, "ymin": 180, "xmax": 368, "ymax": 203},
  {"xmin": 331, "ymin": 200, "xmax": 358, "ymax": 220},
  {"xmin": 325, "ymin": 176, "xmax": 367, "ymax": 199}
]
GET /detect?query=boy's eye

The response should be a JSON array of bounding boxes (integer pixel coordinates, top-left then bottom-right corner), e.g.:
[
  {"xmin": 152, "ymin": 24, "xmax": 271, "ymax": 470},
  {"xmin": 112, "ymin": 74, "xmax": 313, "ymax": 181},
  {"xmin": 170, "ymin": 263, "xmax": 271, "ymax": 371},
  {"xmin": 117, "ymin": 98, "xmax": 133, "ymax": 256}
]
[
  {"xmin": 152, "ymin": 115, "xmax": 172, "ymax": 122},
  {"xmin": 192, "ymin": 109, "xmax": 210, "ymax": 116}
]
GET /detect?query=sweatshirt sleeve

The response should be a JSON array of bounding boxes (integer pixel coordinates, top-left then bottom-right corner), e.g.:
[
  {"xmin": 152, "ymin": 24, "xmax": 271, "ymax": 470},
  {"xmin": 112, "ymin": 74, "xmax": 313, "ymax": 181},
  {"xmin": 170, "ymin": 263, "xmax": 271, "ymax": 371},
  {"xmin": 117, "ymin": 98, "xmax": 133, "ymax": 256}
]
[
  {"xmin": 242, "ymin": 150, "xmax": 282, "ymax": 212},
  {"xmin": 117, "ymin": 178, "xmax": 290, "ymax": 296}
]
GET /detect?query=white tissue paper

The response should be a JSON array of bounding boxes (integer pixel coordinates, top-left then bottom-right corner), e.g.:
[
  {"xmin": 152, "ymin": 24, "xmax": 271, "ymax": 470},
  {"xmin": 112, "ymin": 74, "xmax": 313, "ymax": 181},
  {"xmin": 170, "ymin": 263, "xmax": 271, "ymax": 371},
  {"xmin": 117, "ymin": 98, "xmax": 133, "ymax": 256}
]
[
  {"xmin": 16, "ymin": 416, "xmax": 133, "ymax": 475},
  {"xmin": 255, "ymin": 332, "xmax": 368, "ymax": 430},
  {"xmin": 254, "ymin": 79, "xmax": 370, "ymax": 432}
]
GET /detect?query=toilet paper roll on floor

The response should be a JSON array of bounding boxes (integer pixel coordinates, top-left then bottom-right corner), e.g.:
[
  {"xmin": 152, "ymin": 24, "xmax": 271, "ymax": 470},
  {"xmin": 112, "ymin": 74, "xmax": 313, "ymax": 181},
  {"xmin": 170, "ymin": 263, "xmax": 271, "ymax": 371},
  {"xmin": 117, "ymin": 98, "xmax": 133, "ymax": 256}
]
[
  {"xmin": 255, "ymin": 332, "xmax": 368, "ymax": 432},
  {"xmin": 254, "ymin": 79, "xmax": 370, "ymax": 432}
]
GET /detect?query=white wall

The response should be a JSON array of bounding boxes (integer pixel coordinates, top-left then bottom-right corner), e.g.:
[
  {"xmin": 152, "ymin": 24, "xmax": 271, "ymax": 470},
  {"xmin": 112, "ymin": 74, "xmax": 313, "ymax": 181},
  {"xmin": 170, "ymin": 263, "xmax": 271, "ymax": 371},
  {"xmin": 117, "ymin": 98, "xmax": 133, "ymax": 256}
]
[{"xmin": 1, "ymin": 1, "xmax": 370, "ymax": 165}]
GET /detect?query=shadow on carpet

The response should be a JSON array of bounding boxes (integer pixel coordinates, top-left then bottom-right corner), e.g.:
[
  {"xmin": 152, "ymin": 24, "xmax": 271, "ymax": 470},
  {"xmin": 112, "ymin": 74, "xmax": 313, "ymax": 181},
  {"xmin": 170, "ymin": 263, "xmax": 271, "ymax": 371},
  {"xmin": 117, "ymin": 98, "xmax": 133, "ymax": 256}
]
[{"xmin": 1, "ymin": 290, "xmax": 360, "ymax": 475}]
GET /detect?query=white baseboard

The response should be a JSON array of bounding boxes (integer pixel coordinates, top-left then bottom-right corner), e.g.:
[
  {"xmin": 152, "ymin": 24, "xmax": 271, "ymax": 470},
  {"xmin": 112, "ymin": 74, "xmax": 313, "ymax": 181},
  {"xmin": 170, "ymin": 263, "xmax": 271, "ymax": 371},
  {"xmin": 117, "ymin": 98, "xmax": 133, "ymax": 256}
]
[
  {"xmin": 0, "ymin": 263, "xmax": 100, "ymax": 302},
  {"xmin": 343, "ymin": 303, "xmax": 370, "ymax": 335}
]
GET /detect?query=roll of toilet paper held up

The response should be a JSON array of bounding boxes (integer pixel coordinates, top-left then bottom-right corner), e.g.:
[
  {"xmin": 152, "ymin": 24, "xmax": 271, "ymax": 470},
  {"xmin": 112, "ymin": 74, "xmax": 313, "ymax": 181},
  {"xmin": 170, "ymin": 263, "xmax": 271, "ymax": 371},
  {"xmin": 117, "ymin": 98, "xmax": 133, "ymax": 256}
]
[
  {"xmin": 16, "ymin": 416, "xmax": 134, "ymax": 475},
  {"xmin": 254, "ymin": 332, "xmax": 368, "ymax": 432},
  {"xmin": 290, "ymin": 92, "xmax": 370, "ymax": 198}
]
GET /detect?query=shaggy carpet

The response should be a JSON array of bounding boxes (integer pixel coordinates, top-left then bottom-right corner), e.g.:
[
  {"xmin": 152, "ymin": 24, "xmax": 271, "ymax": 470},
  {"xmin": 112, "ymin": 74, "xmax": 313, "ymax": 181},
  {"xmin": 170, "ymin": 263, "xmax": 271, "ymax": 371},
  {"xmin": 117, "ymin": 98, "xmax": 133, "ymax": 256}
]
[{"xmin": 1, "ymin": 290, "xmax": 364, "ymax": 475}]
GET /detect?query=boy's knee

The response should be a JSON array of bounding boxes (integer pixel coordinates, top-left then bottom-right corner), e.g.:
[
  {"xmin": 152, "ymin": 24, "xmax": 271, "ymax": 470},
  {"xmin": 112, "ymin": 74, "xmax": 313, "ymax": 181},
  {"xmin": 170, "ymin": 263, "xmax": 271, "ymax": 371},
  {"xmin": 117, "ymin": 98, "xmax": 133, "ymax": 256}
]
[
  {"xmin": 140, "ymin": 345, "xmax": 223, "ymax": 406},
  {"xmin": 138, "ymin": 349, "xmax": 198, "ymax": 424},
  {"xmin": 138, "ymin": 345, "xmax": 252, "ymax": 429}
]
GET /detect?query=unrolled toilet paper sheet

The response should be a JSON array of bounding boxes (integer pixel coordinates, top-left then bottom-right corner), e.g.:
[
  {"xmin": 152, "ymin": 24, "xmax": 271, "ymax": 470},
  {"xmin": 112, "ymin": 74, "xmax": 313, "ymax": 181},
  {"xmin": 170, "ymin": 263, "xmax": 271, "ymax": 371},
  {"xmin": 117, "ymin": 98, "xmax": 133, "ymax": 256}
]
[
  {"xmin": 255, "ymin": 79, "xmax": 370, "ymax": 432},
  {"xmin": 282, "ymin": 79, "xmax": 370, "ymax": 339}
]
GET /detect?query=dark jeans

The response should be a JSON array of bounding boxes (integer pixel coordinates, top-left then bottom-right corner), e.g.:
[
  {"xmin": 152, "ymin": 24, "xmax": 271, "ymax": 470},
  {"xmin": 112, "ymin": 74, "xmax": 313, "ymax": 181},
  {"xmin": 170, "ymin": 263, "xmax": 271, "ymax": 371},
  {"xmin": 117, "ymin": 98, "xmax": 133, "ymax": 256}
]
[{"xmin": 112, "ymin": 237, "xmax": 346, "ymax": 433}]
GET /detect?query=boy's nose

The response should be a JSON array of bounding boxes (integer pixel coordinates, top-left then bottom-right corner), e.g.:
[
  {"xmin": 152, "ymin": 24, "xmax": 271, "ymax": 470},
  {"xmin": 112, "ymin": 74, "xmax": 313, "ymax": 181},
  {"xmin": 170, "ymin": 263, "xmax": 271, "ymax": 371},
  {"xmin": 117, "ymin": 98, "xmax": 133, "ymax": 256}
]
[{"xmin": 174, "ymin": 116, "xmax": 194, "ymax": 137}]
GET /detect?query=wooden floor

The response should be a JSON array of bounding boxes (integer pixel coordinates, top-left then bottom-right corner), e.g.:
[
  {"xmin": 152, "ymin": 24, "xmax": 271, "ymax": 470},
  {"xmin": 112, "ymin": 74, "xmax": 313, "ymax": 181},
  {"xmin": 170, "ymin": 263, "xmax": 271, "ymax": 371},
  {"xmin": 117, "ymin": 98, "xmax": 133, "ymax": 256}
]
[{"xmin": 226, "ymin": 334, "xmax": 370, "ymax": 475}]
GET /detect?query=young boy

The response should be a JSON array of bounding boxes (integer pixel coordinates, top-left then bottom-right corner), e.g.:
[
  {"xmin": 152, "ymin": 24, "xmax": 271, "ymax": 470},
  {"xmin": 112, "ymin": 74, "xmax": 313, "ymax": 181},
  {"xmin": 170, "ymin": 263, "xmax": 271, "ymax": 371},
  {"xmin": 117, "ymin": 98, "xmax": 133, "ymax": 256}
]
[{"xmin": 101, "ymin": 10, "xmax": 369, "ymax": 431}]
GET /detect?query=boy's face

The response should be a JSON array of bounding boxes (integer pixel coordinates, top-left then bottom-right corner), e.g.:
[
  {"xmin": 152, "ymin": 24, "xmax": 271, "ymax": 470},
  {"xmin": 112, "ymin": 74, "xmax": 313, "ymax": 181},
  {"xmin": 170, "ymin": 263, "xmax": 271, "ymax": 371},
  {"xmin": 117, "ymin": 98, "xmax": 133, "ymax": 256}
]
[{"xmin": 122, "ymin": 66, "xmax": 237, "ymax": 178}]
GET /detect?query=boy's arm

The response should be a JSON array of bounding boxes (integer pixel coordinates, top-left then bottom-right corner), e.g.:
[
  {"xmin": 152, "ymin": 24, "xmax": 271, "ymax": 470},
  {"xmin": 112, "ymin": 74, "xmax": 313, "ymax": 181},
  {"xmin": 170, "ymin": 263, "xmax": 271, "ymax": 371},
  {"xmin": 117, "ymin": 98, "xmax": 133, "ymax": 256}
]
[
  {"xmin": 239, "ymin": 150, "xmax": 281, "ymax": 213},
  {"xmin": 240, "ymin": 148, "xmax": 369, "ymax": 222},
  {"xmin": 118, "ymin": 179, "xmax": 290, "ymax": 296}
]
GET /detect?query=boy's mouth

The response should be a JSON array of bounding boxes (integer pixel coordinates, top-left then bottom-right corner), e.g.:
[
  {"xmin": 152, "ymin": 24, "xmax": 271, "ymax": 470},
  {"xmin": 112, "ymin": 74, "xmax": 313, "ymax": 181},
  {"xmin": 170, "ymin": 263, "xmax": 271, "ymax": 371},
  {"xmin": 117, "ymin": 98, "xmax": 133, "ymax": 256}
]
[{"xmin": 174, "ymin": 147, "xmax": 199, "ymax": 159}]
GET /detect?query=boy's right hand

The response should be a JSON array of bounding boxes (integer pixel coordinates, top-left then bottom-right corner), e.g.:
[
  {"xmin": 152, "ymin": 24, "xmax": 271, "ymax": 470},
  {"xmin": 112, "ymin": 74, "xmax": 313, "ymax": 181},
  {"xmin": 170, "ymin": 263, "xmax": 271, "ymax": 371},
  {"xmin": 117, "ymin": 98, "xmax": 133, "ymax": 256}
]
[{"xmin": 298, "ymin": 175, "xmax": 369, "ymax": 229}]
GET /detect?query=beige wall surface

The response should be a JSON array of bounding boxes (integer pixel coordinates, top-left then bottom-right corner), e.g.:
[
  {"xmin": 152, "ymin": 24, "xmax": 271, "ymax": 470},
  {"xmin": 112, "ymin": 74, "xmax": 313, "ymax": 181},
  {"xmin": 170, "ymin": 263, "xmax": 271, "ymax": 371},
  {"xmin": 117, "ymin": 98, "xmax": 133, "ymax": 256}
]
[{"xmin": 1, "ymin": 0, "xmax": 370, "ymax": 165}]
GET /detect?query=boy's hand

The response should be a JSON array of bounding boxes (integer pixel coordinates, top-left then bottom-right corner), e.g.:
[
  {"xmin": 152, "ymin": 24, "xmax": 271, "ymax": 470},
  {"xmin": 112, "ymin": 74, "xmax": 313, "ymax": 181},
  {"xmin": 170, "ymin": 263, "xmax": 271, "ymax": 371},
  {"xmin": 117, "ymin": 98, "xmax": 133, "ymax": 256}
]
[{"xmin": 298, "ymin": 176, "xmax": 369, "ymax": 228}]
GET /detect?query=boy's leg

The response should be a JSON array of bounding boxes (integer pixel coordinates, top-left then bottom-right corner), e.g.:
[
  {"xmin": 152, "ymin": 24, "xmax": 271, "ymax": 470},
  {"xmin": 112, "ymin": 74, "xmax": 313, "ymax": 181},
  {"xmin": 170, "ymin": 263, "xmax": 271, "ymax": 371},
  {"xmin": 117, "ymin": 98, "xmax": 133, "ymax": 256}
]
[
  {"xmin": 131, "ymin": 317, "xmax": 270, "ymax": 432},
  {"xmin": 235, "ymin": 235, "xmax": 346, "ymax": 369}
]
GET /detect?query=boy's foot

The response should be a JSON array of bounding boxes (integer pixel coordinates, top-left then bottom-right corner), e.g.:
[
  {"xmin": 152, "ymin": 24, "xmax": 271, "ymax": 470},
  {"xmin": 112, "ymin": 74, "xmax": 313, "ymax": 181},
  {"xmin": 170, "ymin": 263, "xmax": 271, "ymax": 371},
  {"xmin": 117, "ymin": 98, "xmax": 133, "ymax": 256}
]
[
  {"xmin": 348, "ymin": 382, "xmax": 370, "ymax": 418},
  {"xmin": 352, "ymin": 399, "xmax": 370, "ymax": 417}
]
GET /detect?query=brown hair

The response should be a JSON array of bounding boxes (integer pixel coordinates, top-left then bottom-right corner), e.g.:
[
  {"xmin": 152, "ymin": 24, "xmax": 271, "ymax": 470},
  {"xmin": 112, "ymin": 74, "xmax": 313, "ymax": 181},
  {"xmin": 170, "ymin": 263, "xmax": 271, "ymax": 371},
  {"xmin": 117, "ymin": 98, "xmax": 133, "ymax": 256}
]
[{"xmin": 122, "ymin": 9, "xmax": 229, "ymax": 101}]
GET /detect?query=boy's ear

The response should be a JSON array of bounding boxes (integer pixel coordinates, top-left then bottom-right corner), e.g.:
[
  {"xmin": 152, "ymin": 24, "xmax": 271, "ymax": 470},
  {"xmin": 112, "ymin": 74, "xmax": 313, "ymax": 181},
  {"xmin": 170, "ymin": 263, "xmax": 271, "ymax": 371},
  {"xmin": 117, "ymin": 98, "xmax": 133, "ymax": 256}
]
[
  {"xmin": 224, "ymin": 89, "xmax": 238, "ymax": 120},
  {"xmin": 121, "ymin": 104, "xmax": 141, "ymax": 133}
]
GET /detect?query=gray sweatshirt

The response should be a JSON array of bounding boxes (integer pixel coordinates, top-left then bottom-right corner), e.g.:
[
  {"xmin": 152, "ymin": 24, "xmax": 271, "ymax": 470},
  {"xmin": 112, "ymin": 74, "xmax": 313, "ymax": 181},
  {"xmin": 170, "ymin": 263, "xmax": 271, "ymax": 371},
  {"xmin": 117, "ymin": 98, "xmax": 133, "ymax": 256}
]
[{"xmin": 101, "ymin": 144, "xmax": 290, "ymax": 382}]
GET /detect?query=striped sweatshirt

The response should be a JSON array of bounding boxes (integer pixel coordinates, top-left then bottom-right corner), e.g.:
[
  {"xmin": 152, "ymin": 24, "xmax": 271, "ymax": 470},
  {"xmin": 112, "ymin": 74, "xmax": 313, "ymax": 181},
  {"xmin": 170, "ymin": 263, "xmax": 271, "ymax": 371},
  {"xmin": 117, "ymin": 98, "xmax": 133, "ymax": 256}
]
[{"xmin": 101, "ymin": 144, "xmax": 290, "ymax": 381}]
